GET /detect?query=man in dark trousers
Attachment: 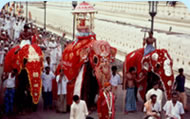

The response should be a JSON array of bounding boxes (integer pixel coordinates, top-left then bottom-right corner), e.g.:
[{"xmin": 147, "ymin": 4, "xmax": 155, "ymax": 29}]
[{"xmin": 174, "ymin": 68, "xmax": 188, "ymax": 112}]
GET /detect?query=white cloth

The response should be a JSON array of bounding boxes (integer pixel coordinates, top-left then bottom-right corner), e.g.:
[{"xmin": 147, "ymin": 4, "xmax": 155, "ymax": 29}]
[
  {"xmin": 144, "ymin": 101, "xmax": 161, "ymax": 112},
  {"xmin": 0, "ymin": 50, "xmax": 5, "ymax": 64},
  {"xmin": 56, "ymin": 75, "xmax": 68, "ymax": 95},
  {"xmin": 146, "ymin": 88, "xmax": 163, "ymax": 105},
  {"xmin": 41, "ymin": 72, "xmax": 55, "ymax": 92},
  {"xmin": 5, "ymin": 19, "xmax": 11, "ymax": 30},
  {"xmin": 10, "ymin": 17, "xmax": 16, "ymax": 27},
  {"xmin": 163, "ymin": 100, "xmax": 184, "ymax": 119},
  {"xmin": 0, "ymin": 18, "xmax": 5, "ymax": 25},
  {"xmin": 110, "ymin": 74, "xmax": 121, "ymax": 86},
  {"xmin": 5, "ymin": 73, "xmax": 16, "ymax": 88},
  {"xmin": 50, "ymin": 50, "xmax": 58, "ymax": 65},
  {"xmin": 49, "ymin": 41, "xmax": 58, "ymax": 65},
  {"xmin": 19, "ymin": 20, "xmax": 25, "ymax": 31},
  {"xmin": 20, "ymin": 40, "xmax": 31, "ymax": 48},
  {"xmin": 5, "ymin": 19, "xmax": 11, "ymax": 36},
  {"xmin": 57, "ymin": 44, "xmax": 62, "ymax": 60},
  {"xmin": 0, "ymin": 25, "xmax": 6, "ymax": 31},
  {"xmin": 70, "ymin": 100, "xmax": 88, "ymax": 119},
  {"xmin": 44, "ymin": 62, "xmax": 54, "ymax": 72},
  {"xmin": 13, "ymin": 24, "xmax": 22, "ymax": 40},
  {"xmin": 49, "ymin": 41, "xmax": 57, "ymax": 48}
]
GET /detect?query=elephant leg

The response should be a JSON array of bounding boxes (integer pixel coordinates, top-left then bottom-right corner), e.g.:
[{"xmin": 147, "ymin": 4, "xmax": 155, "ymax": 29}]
[{"xmin": 81, "ymin": 62, "xmax": 99, "ymax": 110}]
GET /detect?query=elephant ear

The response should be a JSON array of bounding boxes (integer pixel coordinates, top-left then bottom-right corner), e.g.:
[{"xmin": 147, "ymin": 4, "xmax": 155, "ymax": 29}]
[
  {"xmin": 110, "ymin": 47, "xmax": 117, "ymax": 62},
  {"xmin": 4, "ymin": 45, "xmax": 20, "ymax": 73}
]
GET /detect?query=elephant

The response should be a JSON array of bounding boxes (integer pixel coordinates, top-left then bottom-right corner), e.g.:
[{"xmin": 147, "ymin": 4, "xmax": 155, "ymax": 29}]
[
  {"xmin": 123, "ymin": 48, "xmax": 174, "ymax": 101},
  {"xmin": 55, "ymin": 37, "xmax": 117, "ymax": 109},
  {"xmin": 4, "ymin": 44, "xmax": 43, "ymax": 104}
]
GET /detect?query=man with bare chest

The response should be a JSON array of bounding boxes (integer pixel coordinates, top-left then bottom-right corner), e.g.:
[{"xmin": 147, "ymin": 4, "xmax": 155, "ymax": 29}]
[
  {"xmin": 143, "ymin": 32, "xmax": 156, "ymax": 56},
  {"xmin": 19, "ymin": 24, "xmax": 32, "ymax": 41},
  {"xmin": 123, "ymin": 67, "xmax": 137, "ymax": 114}
]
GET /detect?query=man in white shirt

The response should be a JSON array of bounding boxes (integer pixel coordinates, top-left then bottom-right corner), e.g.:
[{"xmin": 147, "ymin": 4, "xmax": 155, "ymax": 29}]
[
  {"xmin": 3, "ymin": 69, "xmax": 17, "ymax": 114},
  {"xmin": 146, "ymin": 82, "xmax": 163, "ymax": 106},
  {"xmin": 13, "ymin": 21, "xmax": 21, "ymax": 41},
  {"xmin": 144, "ymin": 94, "xmax": 161, "ymax": 119},
  {"xmin": 49, "ymin": 38, "xmax": 58, "ymax": 72},
  {"xmin": 41, "ymin": 66, "xmax": 55, "ymax": 110},
  {"xmin": 109, "ymin": 66, "xmax": 121, "ymax": 97},
  {"xmin": 56, "ymin": 69, "xmax": 68, "ymax": 113},
  {"xmin": 4, "ymin": 17, "xmax": 11, "ymax": 38},
  {"xmin": 20, "ymin": 18, "xmax": 26, "ymax": 31},
  {"xmin": 56, "ymin": 42, "xmax": 62, "ymax": 61},
  {"xmin": 163, "ymin": 92, "xmax": 185, "ymax": 119},
  {"xmin": 70, "ymin": 95, "xmax": 88, "ymax": 119},
  {"xmin": 44, "ymin": 56, "xmax": 53, "ymax": 72}
]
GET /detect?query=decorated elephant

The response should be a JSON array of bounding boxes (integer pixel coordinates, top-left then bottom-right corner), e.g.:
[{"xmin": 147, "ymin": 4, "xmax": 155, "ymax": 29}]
[
  {"xmin": 123, "ymin": 48, "xmax": 174, "ymax": 101},
  {"xmin": 56, "ymin": 36, "xmax": 117, "ymax": 108},
  {"xmin": 4, "ymin": 44, "xmax": 43, "ymax": 104}
]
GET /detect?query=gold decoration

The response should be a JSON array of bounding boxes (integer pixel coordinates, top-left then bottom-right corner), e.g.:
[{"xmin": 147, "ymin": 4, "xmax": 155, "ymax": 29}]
[{"xmin": 69, "ymin": 53, "xmax": 74, "ymax": 60}]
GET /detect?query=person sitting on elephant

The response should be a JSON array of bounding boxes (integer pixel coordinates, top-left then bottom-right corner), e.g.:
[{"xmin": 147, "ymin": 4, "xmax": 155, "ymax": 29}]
[
  {"xmin": 19, "ymin": 24, "xmax": 32, "ymax": 41},
  {"xmin": 143, "ymin": 32, "xmax": 156, "ymax": 56},
  {"xmin": 74, "ymin": 26, "xmax": 90, "ymax": 45}
]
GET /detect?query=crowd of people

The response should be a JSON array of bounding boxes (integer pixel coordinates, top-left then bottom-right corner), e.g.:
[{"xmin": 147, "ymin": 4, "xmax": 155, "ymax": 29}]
[
  {"xmin": 122, "ymin": 66, "xmax": 188, "ymax": 119},
  {"xmin": 0, "ymin": 4, "xmax": 189, "ymax": 119},
  {"xmin": 0, "ymin": 7, "xmax": 71, "ymax": 117}
]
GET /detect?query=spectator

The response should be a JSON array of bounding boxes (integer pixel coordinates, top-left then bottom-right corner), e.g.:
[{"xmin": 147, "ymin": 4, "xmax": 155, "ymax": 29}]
[
  {"xmin": 41, "ymin": 66, "xmax": 55, "ymax": 110},
  {"xmin": 109, "ymin": 66, "xmax": 121, "ymax": 98},
  {"xmin": 123, "ymin": 67, "xmax": 137, "ymax": 114},
  {"xmin": 163, "ymin": 92, "xmax": 184, "ymax": 119},
  {"xmin": 0, "ymin": 42, "xmax": 5, "ymax": 66},
  {"xmin": 49, "ymin": 37, "xmax": 58, "ymax": 72},
  {"xmin": 146, "ymin": 82, "xmax": 163, "ymax": 106},
  {"xmin": 174, "ymin": 68, "xmax": 187, "ymax": 111},
  {"xmin": 44, "ymin": 56, "xmax": 53, "ymax": 72},
  {"xmin": 144, "ymin": 94, "xmax": 161, "ymax": 119},
  {"xmin": 3, "ymin": 69, "xmax": 17, "ymax": 115},
  {"xmin": 13, "ymin": 20, "xmax": 22, "ymax": 42},
  {"xmin": 19, "ymin": 24, "xmax": 32, "ymax": 41},
  {"xmin": 56, "ymin": 69, "xmax": 68, "ymax": 113},
  {"xmin": 97, "ymin": 82, "xmax": 115, "ymax": 119},
  {"xmin": 4, "ymin": 16, "xmax": 11, "ymax": 38},
  {"xmin": 70, "ymin": 95, "xmax": 88, "ymax": 119}
]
